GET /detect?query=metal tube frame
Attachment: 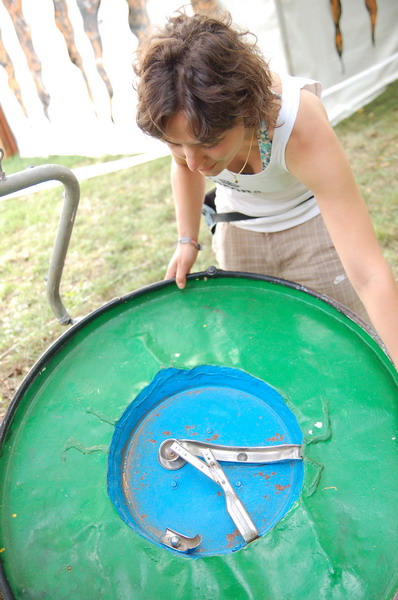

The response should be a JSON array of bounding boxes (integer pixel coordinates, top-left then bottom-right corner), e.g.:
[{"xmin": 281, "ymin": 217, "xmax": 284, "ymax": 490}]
[{"xmin": 0, "ymin": 149, "xmax": 80, "ymax": 325}]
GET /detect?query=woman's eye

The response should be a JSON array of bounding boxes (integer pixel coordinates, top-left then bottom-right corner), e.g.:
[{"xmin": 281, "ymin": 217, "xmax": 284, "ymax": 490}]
[{"xmin": 204, "ymin": 137, "xmax": 223, "ymax": 149}]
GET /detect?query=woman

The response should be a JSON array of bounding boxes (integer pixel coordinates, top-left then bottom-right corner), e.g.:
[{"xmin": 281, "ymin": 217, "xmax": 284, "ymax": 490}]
[{"xmin": 134, "ymin": 11, "xmax": 398, "ymax": 367}]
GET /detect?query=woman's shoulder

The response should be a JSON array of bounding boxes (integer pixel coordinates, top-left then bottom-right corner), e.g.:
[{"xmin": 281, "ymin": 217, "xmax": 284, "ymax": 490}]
[
  {"xmin": 296, "ymin": 89, "xmax": 329, "ymax": 130},
  {"xmin": 288, "ymin": 89, "xmax": 336, "ymax": 163},
  {"xmin": 270, "ymin": 72, "xmax": 282, "ymax": 96},
  {"xmin": 273, "ymin": 72, "xmax": 322, "ymax": 98}
]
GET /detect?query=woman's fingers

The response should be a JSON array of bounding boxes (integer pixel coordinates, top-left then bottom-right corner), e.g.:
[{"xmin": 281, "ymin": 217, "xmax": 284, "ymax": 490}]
[{"xmin": 165, "ymin": 245, "xmax": 199, "ymax": 289}]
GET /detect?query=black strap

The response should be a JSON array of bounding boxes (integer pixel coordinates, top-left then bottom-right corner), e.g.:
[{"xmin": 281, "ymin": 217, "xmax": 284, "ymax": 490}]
[
  {"xmin": 211, "ymin": 195, "xmax": 315, "ymax": 223},
  {"xmin": 211, "ymin": 212, "xmax": 261, "ymax": 223}
]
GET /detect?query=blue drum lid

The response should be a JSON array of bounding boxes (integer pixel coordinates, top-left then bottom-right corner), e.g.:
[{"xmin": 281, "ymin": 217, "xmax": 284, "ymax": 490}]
[{"xmin": 108, "ymin": 366, "xmax": 304, "ymax": 557}]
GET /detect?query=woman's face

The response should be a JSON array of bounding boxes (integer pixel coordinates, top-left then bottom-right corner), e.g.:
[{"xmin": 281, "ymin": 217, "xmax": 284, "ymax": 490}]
[{"xmin": 163, "ymin": 112, "xmax": 246, "ymax": 177}]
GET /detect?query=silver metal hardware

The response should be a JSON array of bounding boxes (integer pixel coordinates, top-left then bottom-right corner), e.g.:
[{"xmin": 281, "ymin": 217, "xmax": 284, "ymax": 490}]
[
  {"xmin": 170, "ymin": 535, "xmax": 181, "ymax": 548},
  {"xmin": 169, "ymin": 440, "xmax": 213, "ymax": 480},
  {"xmin": 158, "ymin": 439, "xmax": 187, "ymax": 470},
  {"xmin": 158, "ymin": 437, "xmax": 303, "ymax": 549},
  {"xmin": 161, "ymin": 528, "xmax": 202, "ymax": 552},
  {"xmin": 158, "ymin": 438, "xmax": 302, "ymax": 470},
  {"xmin": 167, "ymin": 441, "xmax": 258, "ymax": 543},
  {"xmin": 201, "ymin": 448, "xmax": 258, "ymax": 543}
]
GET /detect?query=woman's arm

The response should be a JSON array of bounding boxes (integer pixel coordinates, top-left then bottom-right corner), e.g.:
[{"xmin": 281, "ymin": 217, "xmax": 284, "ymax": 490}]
[
  {"xmin": 286, "ymin": 90, "xmax": 398, "ymax": 367},
  {"xmin": 165, "ymin": 156, "xmax": 206, "ymax": 288}
]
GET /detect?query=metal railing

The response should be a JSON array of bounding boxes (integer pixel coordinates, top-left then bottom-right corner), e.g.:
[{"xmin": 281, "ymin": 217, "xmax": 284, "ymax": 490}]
[{"xmin": 0, "ymin": 148, "xmax": 80, "ymax": 325}]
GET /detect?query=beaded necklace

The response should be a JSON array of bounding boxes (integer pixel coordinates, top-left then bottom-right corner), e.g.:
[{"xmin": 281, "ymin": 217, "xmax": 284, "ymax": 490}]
[{"xmin": 258, "ymin": 123, "xmax": 273, "ymax": 170}]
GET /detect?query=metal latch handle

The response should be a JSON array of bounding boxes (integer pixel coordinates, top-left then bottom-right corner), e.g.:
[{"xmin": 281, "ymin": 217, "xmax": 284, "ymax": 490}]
[
  {"xmin": 169, "ymin": 440, "xmax": 258, "ymax": 543},
  {"xmin": 159, "ymin": 438, "xmax": 302, "ymax": 470}
]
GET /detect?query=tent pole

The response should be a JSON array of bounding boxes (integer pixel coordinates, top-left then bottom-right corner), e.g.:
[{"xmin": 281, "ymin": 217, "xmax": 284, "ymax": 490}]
[{"xmin": 273, "ymin": 0, "xmax": 295, "ymax": 75}]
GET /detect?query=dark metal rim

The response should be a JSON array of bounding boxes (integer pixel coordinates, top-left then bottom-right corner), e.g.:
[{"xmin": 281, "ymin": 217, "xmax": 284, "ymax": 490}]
[
  {"xmin": 0, "ymin": 266, "xmax": 387, "ymax": 449},
  {"xmin": 0, "ymin": 267, "xmax": 389, "ymax": 598}
]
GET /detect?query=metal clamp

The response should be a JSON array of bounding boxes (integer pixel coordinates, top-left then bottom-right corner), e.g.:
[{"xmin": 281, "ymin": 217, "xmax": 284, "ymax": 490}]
[
  {"xmin": 159, "ymin": 437, "xmax": 303, "ymax": 548},
  {"xmin": 161, "ymin": 528, "xmax": 202, "ymax": 552},
  {"xmin": 158, "ymin": 438, "xmax": 302, "ymax": 471},
  {"xmin": 163, "ymin": 440, "xmax": 259, "ymax": 544},
  {"xmin": 201, "ymin": 447, "xmax": 258, "ymax": 543}
]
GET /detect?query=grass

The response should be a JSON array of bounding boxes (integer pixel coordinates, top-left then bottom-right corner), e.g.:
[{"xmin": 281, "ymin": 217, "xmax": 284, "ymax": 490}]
[
  {"xmin": 333, "ymin": 83, "xmax": 398, "ymax": 269},
  {"xmin": 1, "ymin": 79, "xmax": 397, "ymax": 417},
  {"xmin": 1, "ymin": 153, "xmax": 130, "ymax": 174},
  {"xmin": 0, "ymin": 154, "xmax": 215, "ymax": 414}
]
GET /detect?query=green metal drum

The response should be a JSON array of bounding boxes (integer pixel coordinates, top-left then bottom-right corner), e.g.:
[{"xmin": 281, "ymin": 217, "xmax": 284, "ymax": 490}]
[{"xmin": 0, "ymin": 272, "xmax": 397, "ymax": 600}]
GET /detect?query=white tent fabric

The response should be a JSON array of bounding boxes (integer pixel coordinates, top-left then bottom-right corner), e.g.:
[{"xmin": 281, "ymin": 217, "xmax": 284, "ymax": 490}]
[
  {"xmin": 275, "ymin": 0, "xmax": 398, "ymax": 124},
  {"xmin": 0, "ymin": 0, "xmax": 396, "ymax": 156}
]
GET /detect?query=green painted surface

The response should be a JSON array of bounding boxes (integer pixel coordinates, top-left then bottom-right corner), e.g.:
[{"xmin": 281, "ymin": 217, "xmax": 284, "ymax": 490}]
[{"xmin": 0, "ymin": 275, "xmax": 397, "ymax": 599}]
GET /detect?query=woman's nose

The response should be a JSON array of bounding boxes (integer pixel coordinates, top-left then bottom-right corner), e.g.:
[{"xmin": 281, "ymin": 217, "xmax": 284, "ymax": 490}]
[{"xmin": 184, "ymin": 146, "xmax": 204, "ymax": 172}]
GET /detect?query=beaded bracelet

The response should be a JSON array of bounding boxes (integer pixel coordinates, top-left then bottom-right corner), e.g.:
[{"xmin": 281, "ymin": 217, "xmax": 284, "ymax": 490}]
[{"xmin": 178, "ymin": 237, "xmax": 202, "ymax": 251}]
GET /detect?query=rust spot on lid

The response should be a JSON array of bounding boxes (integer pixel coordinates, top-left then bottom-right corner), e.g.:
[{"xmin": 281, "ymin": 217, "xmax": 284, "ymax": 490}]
[
  {"xmin": 266, "ymin": 433, "xmax": 285, "ymax": 442},
  {"xmin": 275, "ymin": 484, "xmax": 290, "ymax": 492},
  {"xmin": 226, "ymin": 529, "xmax": 240, "ymax": 547},
  {"xmin": 256, "ymin": 471, "xmax": 271, "ymax": 479},
  {"xmin": 205, "ymin": 434, "xmax": 219, "ymax": 441}
]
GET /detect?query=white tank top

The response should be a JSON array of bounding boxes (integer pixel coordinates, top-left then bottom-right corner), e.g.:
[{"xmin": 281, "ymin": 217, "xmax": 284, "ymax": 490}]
[{"xmin": 207, "ymin": 74, "xmax": 322, "ymax": 232}]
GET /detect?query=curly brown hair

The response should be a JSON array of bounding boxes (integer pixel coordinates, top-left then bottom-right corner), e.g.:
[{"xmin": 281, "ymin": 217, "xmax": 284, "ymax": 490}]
[{"xmin": 134, "ymin": 12, "xmax": 275, "ymax": 143}]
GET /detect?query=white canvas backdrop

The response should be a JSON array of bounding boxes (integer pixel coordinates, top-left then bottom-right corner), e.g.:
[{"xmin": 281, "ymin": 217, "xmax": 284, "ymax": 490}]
[
  {"xmin": 0, "ymin": 0, "xmax": 396, "ymax": 156},
  {"xmin": 276, "ymin": 0, "xmax": 398, "ymax": 124}
]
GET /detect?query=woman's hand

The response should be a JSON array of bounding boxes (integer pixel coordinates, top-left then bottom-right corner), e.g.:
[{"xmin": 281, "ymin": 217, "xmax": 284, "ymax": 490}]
[
  {"xmin": 165, "ymin": 243, "xmax": 199, "ymax": 289},
  {"xmin": 165, "ymin": 156, "xmax": 206, "ymax": 289}
]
